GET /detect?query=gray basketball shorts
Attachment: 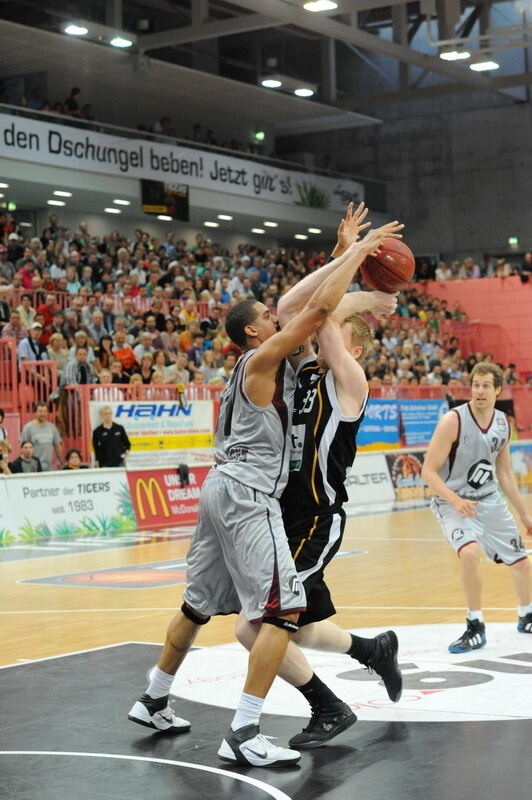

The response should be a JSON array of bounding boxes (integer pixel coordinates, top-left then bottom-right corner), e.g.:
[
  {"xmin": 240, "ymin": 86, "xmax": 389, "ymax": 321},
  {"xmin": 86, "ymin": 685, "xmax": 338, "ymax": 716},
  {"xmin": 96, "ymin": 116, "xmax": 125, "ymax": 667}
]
[
  {"xmin": 183, "ymin": 469, "xmax": 307, "ymax": 622},
  {"xmin": 430, "ymin": 493, "xmax": 527, "ymax": 565}
]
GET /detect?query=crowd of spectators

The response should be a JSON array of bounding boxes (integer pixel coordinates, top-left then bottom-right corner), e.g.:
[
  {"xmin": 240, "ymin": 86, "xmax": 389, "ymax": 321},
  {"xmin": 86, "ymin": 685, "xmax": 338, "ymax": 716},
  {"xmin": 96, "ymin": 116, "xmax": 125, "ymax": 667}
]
[
  {"xmin": 0, "ymin": 212, "xmax": 529, "ymax": 400},
  {"xmin": 417, "ymin": 253, "xmax": 532, "ymax": 282}
]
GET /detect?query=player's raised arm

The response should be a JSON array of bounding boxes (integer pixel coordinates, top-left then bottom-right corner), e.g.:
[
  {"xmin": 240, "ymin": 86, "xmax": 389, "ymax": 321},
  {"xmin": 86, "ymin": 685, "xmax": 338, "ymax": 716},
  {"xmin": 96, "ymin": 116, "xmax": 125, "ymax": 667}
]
[
  {"xmin": 246, "ymin": 222, "xmax": 404, "ymax": 406},
  {"xmin": 333, "ymin": 290, "xmax": 398, "ymax": 322},
  {"xmin": 422, "ymin": 413, "xmax": 479, "ymax": 518},
  {"xmin": 495, "ymin": 442, "xmax": 532, "ymax": 535},
  {"xmin": 316, "ymin": 318, "xmax": 369, "ymax": 417},
  {"xmin": 276, "ymin": 202, "xmax": 370, "ymax": 327}
]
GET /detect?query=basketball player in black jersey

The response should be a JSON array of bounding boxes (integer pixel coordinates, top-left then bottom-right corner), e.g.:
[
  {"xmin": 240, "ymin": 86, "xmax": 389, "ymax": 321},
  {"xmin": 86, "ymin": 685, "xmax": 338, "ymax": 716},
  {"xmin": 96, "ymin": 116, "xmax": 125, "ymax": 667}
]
[{"xmin": 236, "ymin": 203, "xmax": 403, "ymax": 748}]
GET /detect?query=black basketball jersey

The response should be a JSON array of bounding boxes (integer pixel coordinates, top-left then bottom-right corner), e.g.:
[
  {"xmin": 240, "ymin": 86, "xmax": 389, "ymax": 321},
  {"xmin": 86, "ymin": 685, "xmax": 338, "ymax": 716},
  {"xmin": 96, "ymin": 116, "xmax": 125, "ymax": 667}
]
[{"xmin": 281, "ymin": 357, "xmax": 367, "ymax": 516}]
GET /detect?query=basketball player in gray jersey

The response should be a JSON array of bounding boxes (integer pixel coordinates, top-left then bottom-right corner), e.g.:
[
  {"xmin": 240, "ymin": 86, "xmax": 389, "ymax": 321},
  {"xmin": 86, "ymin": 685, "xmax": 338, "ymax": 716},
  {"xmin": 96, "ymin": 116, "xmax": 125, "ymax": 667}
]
[
  {"xmin": 128, "ymin": 229, "xmax": 398, "ymax": 767},
  {"xmin": 423, "ymin": 362, "xmax": 532, "ymax": 653}
]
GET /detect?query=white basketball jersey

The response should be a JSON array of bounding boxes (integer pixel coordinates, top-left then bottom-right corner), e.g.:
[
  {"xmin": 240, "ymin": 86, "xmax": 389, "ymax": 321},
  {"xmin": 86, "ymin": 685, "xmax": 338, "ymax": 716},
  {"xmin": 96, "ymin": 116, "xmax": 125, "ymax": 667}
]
[{"xmin": 438, "ymin": 402, "xmax": 510, "ymax": 499}]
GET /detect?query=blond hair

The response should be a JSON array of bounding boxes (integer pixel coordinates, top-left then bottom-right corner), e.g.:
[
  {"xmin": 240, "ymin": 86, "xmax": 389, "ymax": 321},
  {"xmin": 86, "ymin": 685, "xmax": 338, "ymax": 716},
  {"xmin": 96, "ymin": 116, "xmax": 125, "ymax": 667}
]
[{"xmin": 343, "ymin": 314, "xmax": 374, "ymax": 359}]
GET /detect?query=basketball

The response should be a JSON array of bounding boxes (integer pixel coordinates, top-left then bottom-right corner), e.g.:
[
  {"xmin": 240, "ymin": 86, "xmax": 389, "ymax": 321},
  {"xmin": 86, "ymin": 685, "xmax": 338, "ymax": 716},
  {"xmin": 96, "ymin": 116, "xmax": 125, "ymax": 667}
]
[{"xmin": 360, "ymin": 238, "xmax": 415, "ymax": 293}]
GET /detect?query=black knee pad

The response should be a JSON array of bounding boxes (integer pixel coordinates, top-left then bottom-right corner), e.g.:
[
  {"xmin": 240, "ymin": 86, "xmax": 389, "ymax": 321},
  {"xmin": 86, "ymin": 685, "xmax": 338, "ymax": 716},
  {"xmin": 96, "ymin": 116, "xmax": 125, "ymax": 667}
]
[
  {"xmin": 181, "ymin": 602, "xmax": 210, "ymax": 626},
  {"xmin": 263, "ymin": 615, "xmax": 299, "ymax": 634}
]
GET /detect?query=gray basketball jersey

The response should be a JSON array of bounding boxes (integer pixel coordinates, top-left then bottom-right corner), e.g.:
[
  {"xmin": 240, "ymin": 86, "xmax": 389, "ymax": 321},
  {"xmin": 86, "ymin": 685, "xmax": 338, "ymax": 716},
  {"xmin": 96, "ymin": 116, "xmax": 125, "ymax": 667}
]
[
  {"xmin": 214, "ymin": 349, "xmax": 291, "ymax": 498},
  {"xmin": 438, "ymin": 402, "xmax": 510, "ymax": 499}
]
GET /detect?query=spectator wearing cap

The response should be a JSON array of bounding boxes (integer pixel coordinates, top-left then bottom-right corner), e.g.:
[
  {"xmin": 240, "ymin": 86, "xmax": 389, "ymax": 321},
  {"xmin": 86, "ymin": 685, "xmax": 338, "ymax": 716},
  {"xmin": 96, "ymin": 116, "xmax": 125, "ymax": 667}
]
[
  {"xmin": 17, "ymin": 322, "xmax": 48, "ymax": 365},
  {"xmin": 8, "ymin": 441, "xmax": 43, "ymax": 474}
]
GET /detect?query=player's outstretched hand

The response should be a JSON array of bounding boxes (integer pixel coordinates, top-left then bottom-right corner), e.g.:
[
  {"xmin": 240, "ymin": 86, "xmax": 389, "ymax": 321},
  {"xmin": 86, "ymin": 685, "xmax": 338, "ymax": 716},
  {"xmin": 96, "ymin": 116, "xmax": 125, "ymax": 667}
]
[
  {"xmin": 360, "ymin": 221, "xmax": 404, "ymax": 257},
  {"xmin": 369, "ymin": 291, "xmax": 398, "ymax": 318},
  {"xmin": 520, "ymin": 514, "xmax": 532, "ymax": 536},
  {"xmin": 336, "ymin": 202, "xmax": 371, "ymax": 251},
  {"xmin": 452, "ymin": 497, "xmax": 479, "ymax": 518}
]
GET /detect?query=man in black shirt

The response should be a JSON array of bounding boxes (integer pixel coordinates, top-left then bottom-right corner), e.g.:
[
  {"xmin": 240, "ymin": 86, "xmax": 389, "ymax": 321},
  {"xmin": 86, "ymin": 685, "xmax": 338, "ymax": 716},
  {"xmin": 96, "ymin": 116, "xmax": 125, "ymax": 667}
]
[{"xmin": 92, "ymin": 406, "xmax": 131, "ymax": 467}]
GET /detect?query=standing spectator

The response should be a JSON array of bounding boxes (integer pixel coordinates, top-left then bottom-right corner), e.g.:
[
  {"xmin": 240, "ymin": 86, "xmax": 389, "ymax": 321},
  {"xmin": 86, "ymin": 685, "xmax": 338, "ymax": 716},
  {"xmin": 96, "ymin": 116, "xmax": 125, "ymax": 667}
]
[
  {"xmin": 20, "ymin": 402, "xmax": 63, "ymax": 471},
  {"xmin": 92, "ymin": 406, "xmax": 131, "ymax": 467},
  {"xmin": 8, "ymin": 440, "xmax": 43, "ymax": 473},
  {"xmin": 64, "ymin": 87, "xmax": 81, "ymax": 115},
  {"xmin": 60, "ymin": 346, "xmax": 97, "ymax": 388},
  {"xmin": 17, "ymin": 322, "xmax": 48, "ymax": 365},
  {"xmin": 47, "ymin": 333, "xmax": 69, "ymax": 376}
]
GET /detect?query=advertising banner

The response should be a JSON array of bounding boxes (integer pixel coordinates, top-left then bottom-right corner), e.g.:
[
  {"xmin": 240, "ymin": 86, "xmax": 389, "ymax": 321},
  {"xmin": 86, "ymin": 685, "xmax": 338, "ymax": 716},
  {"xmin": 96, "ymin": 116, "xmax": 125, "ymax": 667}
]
[
  {"xmin": 345, "ymin": 453, "xmax": 395, "ymax": 507},
  {"xmin": 89, "ymin": 400, "xmax": 215, "ymax": 467},
  {"xmin": 385, "ymin": 451, "xmax": 431, "ymax": 501},
  {"xmin": 510, "ymin": 442, "xmax": 532, "ymax": 490},
  {"xmin": 127, "ymin": 466, "xmax": 210, "ymax": 528},
  {"xmin": 0, "ymin": 116, "xmax": 364, "ymax": 211},
  {"xmin": 5, "ymin": 469, "xmax": 136, "ymax": 539},
  {"xmin": 357, "ymin": 399, "xmax": 400, "ymax": 449},
  {"xmin": 398, "ymin": 399, "xmax": 449, "ymax": 447},
  {"xmin": 0, "ymin": 479, "xmax": 14, "ymax": 543}
]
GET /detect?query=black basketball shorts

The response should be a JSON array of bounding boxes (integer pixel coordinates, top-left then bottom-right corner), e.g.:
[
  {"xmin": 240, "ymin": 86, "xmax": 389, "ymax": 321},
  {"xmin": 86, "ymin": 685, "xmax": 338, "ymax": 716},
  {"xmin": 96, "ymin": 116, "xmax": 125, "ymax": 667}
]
[{"xmin": 283, "ymin": 508, "xmax": 346, "ymax": 627}]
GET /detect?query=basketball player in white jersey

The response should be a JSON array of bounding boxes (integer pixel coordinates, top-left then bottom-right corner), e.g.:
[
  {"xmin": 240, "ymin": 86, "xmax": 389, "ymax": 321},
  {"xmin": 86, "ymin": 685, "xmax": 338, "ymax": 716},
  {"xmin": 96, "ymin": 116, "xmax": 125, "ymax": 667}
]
[
  {"xmin": 128, "ymin": 219, "xmax": 404, "ymax": 767},
  {"xmin": 422, "ymin": 362, "xmax": 532, "ymax": 652}
]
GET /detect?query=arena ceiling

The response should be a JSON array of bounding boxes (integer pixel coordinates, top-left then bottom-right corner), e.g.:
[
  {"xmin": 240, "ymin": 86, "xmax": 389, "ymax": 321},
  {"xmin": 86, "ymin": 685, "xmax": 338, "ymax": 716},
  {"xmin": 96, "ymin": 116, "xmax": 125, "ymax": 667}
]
[{"xmin": 1, "ymin": 0, "xmax": 530, "ymax": 123}]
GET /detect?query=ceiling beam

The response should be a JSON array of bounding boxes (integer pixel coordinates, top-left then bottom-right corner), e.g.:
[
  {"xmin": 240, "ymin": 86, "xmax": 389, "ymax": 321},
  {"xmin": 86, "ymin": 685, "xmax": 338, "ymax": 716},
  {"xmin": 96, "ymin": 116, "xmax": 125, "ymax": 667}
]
[
  {"xmin": 138, "ymin": 13, "xmax": 282, "ymax": 51},
  {"xmin": 228, "ymin": 0, "xmax": 506, "ymax": 94},
  {"xmin": 341, "ymin": 70, "xmax": 532, "ymax": 105}
]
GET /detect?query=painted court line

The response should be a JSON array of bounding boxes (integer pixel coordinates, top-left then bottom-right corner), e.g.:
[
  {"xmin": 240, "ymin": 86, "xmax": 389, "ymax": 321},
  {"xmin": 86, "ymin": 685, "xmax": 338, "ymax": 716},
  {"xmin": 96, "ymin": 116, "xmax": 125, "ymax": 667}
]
[
  {"xmin": 0, "ymin": 605, "xmax": 519, "ymax": 615},
  {"xmin": 0, "ymin": 752, "xmax": 292, "ymax": 800}
]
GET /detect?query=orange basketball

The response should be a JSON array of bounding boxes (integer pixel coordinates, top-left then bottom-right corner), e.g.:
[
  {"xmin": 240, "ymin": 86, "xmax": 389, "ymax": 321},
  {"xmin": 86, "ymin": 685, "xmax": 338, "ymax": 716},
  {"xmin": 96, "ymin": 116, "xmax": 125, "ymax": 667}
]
[{"xmin": 360, "ymin": 238, "xmax": 415, "ymax": 293}]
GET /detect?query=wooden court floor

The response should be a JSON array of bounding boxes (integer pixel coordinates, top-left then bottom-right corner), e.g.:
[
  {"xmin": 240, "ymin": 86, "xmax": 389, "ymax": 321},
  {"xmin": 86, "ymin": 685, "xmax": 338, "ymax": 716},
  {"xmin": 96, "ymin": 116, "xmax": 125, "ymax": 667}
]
[{"xmin": 2, "ymin": 500, "xmax": 532, "ymax": 666}]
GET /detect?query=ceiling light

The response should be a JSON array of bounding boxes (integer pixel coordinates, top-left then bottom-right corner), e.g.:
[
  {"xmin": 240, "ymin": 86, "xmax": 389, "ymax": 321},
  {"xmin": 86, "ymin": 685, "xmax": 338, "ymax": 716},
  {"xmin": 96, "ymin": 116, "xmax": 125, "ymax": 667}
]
[
  {"xmin": 157, "ymin": 215, "xmax": 173, "ymax": 221},
  {"xmin": 294, "ymin": 88, "xmax": 314, "ymax": 97},
  {"xmin": 217, "ymin": 214, "xmax": 233, "ymax": 221},
  {"xmin": 113, "ymin": 199, "xmax": 131, "ymax": 205},
  {"xmin": 261, "ymin": 79, "xmax": 282, "ymax": 89},
  {"xmin": 254, "ymin": 131, "xmax": 265, "ymax": 142},
  {"xmin": 53, "ymin": 190, "xmax": 72, "ymax": 197},
  {"xmin": 470, "ymin": 60, "xmax": 499, "ymax": 71},
  {"xmin": 304, "ymin": 0, "xmax": 338, "ymax": 10},
  {"xmin": 47, "ymin": 199, "xmax": 65, "ymax": 206},
  {"xmin": 0, "ymin": 194, "xmax": 4, "ymax": 199},
  {"xmin": 64, "ymin": 23, "xmax": 88, "ymax": 36},
  {"xmin": 439, "ymin": 50, "xmax": 471, "ymax": 61},
  {"xmin": 251, "ymin": 228, "xmax": 265, "ymax": 234},
  {"xmin": 294, "ymin": 234, "xmax": 308, "ymax": 240},
  {"xmin": 308, "ymin": 228, "xmax": 322, "ymax": 234},
  {"xmin": 204, "ymin": 221, "xmax": 219, "ymax": 228},
  {"xmin": 0, "ymin": 183, "xmax": 9, "ymax": 189},
  {"xmin": 104, "ymin": 207, "xmax": 121, "ymax": 214},
  {"xmin": 263, "ymin": 221, "xmax": 278, "ymax": 228},
  {"xmin": 110, "ymin": 36, "xmax": 133, "ymax": 48},
  {"xmin": 19, "ymin": 222, "xmax": 32, "ymax": 227}
]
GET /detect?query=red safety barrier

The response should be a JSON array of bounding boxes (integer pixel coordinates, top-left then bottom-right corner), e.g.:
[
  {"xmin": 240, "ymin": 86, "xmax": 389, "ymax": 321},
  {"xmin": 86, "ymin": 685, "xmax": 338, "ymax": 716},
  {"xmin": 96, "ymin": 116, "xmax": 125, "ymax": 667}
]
[
  {"xmin": 0, "ymin": 338, "xmax": 18, "ymax": 413},
  {"xmin": 19, "ymin": 361, "xmax": 58, "ymax": 426}
]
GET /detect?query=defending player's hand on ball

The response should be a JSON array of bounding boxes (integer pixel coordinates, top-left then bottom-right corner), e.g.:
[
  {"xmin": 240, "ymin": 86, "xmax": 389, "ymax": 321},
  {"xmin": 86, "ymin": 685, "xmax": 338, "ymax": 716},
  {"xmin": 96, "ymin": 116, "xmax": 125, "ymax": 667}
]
[{"xmin": 358, "ymin": 220, "xmax": 405, "ymax": 257}]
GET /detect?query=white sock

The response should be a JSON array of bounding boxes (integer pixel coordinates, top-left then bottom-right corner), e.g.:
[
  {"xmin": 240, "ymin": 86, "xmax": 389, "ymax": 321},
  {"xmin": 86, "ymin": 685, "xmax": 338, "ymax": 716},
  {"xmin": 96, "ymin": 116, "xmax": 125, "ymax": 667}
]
[
  {"xmin": 467, "ymin": 610, "xmax": 484, "ymax": 623},
  {"xmin": 146, "ymin": 666, "xmax": 174, "ymax": 699},
  {"xmin": 518, "ymin": 604, "xmax": 532, "ymax": 617},
  {"xmin": 231, "ymin": 693, "xmax": 264, "ymax": 732}
]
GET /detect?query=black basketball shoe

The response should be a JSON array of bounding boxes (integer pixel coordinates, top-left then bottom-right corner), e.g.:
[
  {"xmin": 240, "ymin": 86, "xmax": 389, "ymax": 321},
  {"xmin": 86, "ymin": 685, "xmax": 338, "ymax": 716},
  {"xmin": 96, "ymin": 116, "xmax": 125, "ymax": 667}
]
[
  {"xmin": 448, "ymin": 619, "xmax": 486, "ymax": 653},
  {"xmin": 364, "ymin": 630, "xmax": 403, "ymax": 703},
  {"xmin": 288, "ymin": 702, "xmax": 357, "ymax": 749}
]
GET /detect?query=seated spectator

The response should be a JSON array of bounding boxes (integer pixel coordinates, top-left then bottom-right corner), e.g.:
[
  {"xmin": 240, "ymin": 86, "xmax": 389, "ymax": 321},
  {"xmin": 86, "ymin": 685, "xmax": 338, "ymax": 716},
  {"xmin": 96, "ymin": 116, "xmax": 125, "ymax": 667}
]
[
  {"xmin": 186, "ymin": 333, "xmax": 205, "ymax": 374},
  {"xmin": 87, "ymin": 310, "xmax": 108, "ymax": 343},
  {"xmin": 0, "ymin": 440, "xmax": 12, "ymax": 474},
  {"xmin": 0, "ymin": 408, "xmax": 8, "ymax": 442},
  {"xmin": 69, "ymin": 330, "xmax": 96, "ymax": 364},
  {"xmin": 47, "ymin": 333, "xmax": 69, "ymax": 375},
  {"xmin": 17, "ymin": 322, "xmax": 48, "ymax": 364},
  {"xmin": 9, "ymin": 440, "xmax": 43, "ymax": 473},
  {"xmin": 60, "ymin": 346, "xmax": 97, "ymax": 387},
  {"xmin": 153, "ymin": 349, "xmax": 178, "ymax": 382},
  {"xmin": 113, "ymin": 331, "xmax": 137, "ymax": 372},
  {"xmin": 133, "ymin": 331, "xmax": 155, "ymax": 363},
  {"xmin": 146, "ymin": 372, "xmax": 173, "ymax": 400},
  {"xmin": 110, "ymin": 359, "xmax": 130, "ymax": 385},
  {"xmin": 199, "ymin": 349, "xmax": 220, "ymax": 383},
  {"xmin": 94, "ymin": 335, "xmax": 114, "ymax": 373},
  {"xmin": 435, "ymin": 261, "xmax": 453, "ymax": 281},
  {"xmin": 16, "ymin": 293, "xmax": 36, "ymax": 329},
  {"xmin": 63, "ymin": 448, "xmax": 87, "ymax": 469},
  {"xmin": 217, "ymin": 352, "xmax": 236, "ymax": 382},
  {"xmin": 173, "ymin": 353, "xmax": 190, "ymax": 385},
  {"xmin": 132, "ymin": 353, "xmax": 156, "ymax": 384}
]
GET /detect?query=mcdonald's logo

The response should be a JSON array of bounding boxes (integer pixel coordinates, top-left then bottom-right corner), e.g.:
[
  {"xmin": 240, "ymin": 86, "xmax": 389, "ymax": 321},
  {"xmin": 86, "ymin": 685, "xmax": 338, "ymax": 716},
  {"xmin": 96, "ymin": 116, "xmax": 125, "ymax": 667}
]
[{"xmin": 135, "ymin": 477, "xmax": 171, "ymax": 520}]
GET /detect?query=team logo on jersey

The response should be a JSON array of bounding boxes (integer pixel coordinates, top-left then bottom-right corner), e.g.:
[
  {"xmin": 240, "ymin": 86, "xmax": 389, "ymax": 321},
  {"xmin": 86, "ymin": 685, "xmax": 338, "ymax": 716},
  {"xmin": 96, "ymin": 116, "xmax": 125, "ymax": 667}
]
[
  {"xmin": 227, "ymin": 445, "xmax": 248, "ymax": 461},
  {"xmin": 289, "ymin": 575, "xmax": 301, "ymax": 594},
  {"xmin": 451, "ymin": 528, "xmax": 465, "ymax": 542},
  {"xmin": 466, "ymin": 459, "xmax": 493, "ymax": 490}
]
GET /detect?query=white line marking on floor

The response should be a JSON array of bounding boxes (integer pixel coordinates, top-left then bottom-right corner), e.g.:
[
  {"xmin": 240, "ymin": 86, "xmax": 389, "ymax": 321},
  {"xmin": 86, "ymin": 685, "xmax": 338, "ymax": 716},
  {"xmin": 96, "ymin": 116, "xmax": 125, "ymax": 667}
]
[{"xmin": 0, "ymin": 752, "xmax": 293, "ymax": 800}]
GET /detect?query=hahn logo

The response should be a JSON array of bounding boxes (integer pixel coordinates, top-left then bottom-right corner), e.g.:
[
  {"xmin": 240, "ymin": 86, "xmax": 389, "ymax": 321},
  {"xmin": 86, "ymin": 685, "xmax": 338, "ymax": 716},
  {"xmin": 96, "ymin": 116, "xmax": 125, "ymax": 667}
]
[
  {"xmin": 115, "ymin": 402, "xmax": 192, "ymax": 419},
  {"xmin": 135, "ymin": 477, "xmax": 171, "ymax": 519}
]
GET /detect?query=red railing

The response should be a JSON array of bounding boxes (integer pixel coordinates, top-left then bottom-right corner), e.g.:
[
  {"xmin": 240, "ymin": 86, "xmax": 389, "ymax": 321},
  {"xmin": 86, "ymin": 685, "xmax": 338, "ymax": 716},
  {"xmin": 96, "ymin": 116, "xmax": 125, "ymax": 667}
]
[{"xmin": 0, "ymin": 338, "xmax": 18, "ymax": 413}]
